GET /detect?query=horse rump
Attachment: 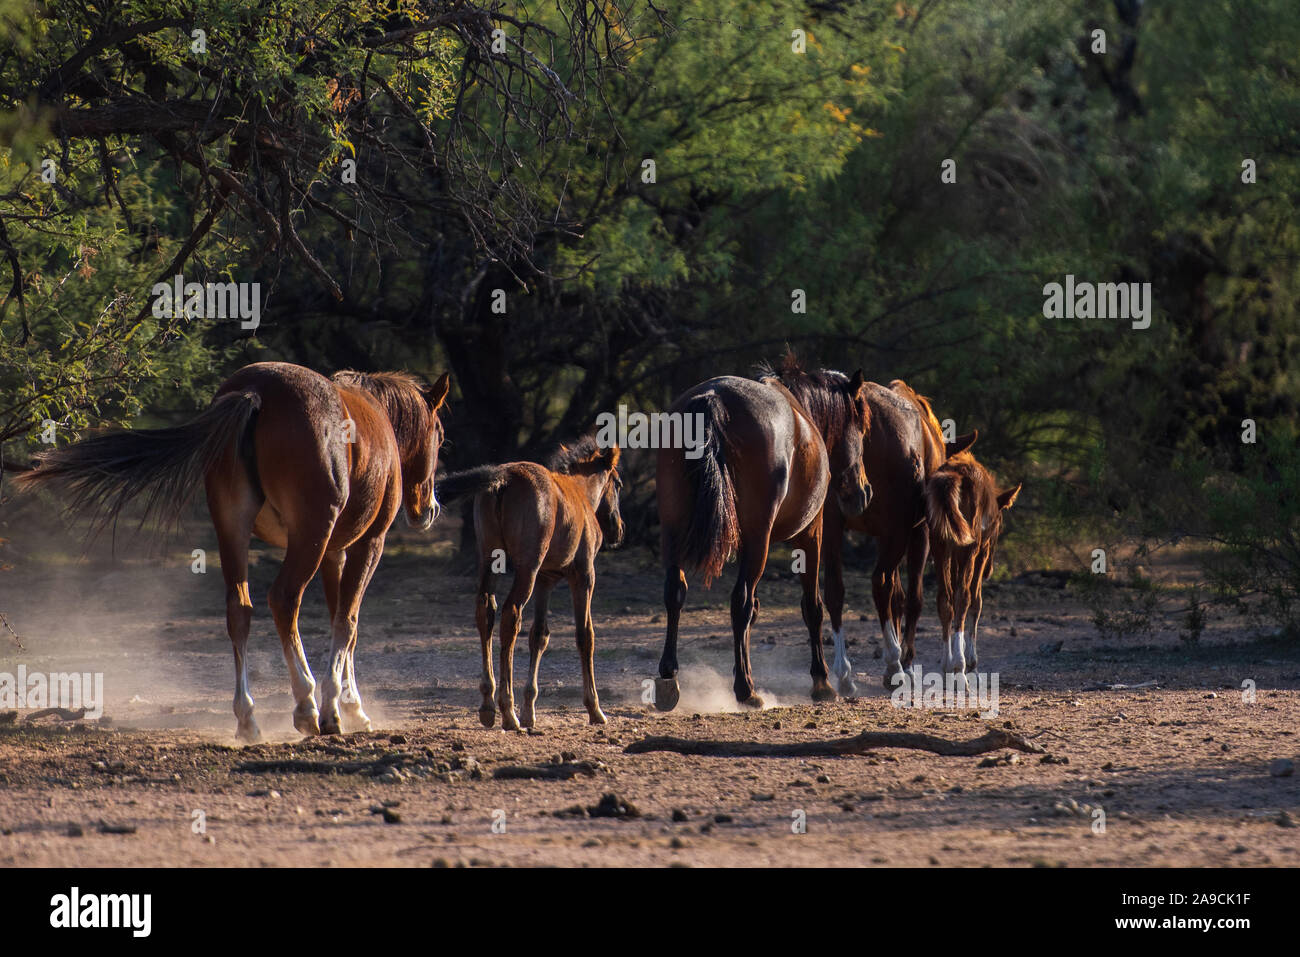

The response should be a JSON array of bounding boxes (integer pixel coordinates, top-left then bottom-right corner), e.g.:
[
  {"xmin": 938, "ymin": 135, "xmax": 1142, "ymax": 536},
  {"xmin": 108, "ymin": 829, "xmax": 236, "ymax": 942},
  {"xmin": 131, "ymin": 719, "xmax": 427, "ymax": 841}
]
[{"xmin": 925, "ymin": 469, "xmax": 975, "ymax": 546}]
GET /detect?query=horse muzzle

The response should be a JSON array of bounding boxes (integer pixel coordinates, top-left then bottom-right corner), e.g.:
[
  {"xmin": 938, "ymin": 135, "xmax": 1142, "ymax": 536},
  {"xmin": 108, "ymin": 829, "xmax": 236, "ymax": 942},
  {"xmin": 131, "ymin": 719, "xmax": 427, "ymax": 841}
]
[{"xmin": 838, "ymin": 480, "xmax": 872, "ymax": 518}]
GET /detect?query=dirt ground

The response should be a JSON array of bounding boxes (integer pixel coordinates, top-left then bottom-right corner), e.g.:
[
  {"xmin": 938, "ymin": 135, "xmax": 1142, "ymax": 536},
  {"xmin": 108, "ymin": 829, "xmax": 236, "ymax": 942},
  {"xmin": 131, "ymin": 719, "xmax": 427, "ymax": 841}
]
[{"xmin": 1, "ymin": 521, "xmax": 1298, "ymax": 867}]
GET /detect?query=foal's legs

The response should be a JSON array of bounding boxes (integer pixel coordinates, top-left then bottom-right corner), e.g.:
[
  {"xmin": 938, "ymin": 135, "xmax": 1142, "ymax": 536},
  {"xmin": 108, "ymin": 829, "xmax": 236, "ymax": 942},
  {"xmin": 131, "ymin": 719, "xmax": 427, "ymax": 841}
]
[
  {"xmin": 320, "ymin": 534, "xmax": 384, "ymax": 735},
  {"xmin": 474, "ymin": 565, "xmax": 499, "ymax": 728},
  {"xmin": 571, "ymin": 564, "xmax": 608, "ymax": 725},
  {"xmin": 267, "ymin": 516, "xmax": 336, "ymax": 736},
  {"xmin": 521, "ymin": 574, "xmax": 556, "ymax": 729},
  {"xmin": 934, "ymin": 550, "xmax": 957, "ymax": 673},
  {"xmin": 655, "ymin": 524, "xmax": 687, "ymax": 712},
  {"xmin": 207, "ymin": 471, "xmax": 263, "ymax": 742},
  {"xmin": 966, "ymin": 545, "xmax": 992, "ymax": 673},
  {"xmin": 498, "ymin": 562, "xmax": 541, "ymax": 731},
  {"xmin": 791, "ymin": 521, "xmax": 835, "ymax": 701},
  {"xmin": 947, "ymin": 556, "xmax": 976, "ymax": 692}
]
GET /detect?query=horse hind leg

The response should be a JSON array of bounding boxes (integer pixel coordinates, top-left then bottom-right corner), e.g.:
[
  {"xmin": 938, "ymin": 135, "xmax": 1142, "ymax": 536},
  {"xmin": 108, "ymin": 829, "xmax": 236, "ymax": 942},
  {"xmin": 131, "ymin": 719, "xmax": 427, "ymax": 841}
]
[
  {"xmin": 475, "ymin": 566, "xmax": 498, "ymax": 728},
  {"xmin": 521, "ymin": 578, "xmax": 554, "ymax": 729},
  {"xmin": 655, "ymin": 525, "xmax": 687, "ymax": 712},
  {"xmin": 498, "ymin": 562, "xmax": 541, "ymax": 732},
  {"xmin": 207, "ymin": 471, "xmax": 263, "ymax": 742},
  {"xmin": 874, "ymin": 538, "xmax": 908, "ymax": 689},
  {"xmin": 791, "ymin": 524, "xmax": 834, "ymax": 703},
  {"xmin": 320, "ymin": 551, "xmax": 364, "ymax": 732},
  {"xmin": 821, "ymin": 513, "xmax": 855, "ymax": 697},
  {"xmin": 731, "ymin": 542, "xmax": 769, "ymax": 708},
  {"xmin": 900, "ymin": 528, "xmax": 928, "ymax": 669},
  {"xmin": 321, "ymin": 536, "xmax": 384, "ymax": 735},
  {"xmin": 267, "ymin": 515, "xmax": 336, "ymax": 736}
]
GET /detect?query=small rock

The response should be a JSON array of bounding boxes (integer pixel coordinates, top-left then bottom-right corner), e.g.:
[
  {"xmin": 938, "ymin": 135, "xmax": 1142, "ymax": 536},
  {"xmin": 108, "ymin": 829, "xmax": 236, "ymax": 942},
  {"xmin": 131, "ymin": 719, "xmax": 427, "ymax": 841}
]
[{"xmin": 1269, "ymin": 758, "xmax": 1294, "ymax": 778}]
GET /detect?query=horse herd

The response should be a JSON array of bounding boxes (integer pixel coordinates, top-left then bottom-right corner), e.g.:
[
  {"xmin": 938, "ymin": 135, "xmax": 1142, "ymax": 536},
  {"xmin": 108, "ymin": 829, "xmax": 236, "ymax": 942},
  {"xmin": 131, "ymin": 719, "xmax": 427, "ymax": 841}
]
[{"xmin": 16, "ymin": 356, "xmax": 1019, "ymax": 742}]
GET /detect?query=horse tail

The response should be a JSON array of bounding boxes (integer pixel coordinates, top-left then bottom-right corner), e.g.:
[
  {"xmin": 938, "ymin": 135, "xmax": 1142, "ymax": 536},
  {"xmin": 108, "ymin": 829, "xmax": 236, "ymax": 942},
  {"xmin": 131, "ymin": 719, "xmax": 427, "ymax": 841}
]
[
  {"xmin": 16, "ymin": 391, "xmax": 261, "ymax": 536},
  {"xmin": 434, "ymin": 465, "xmax": 509, "ymax": 505},
  {"xmin": 680, "ymin": 392, "xmax": 740, "ymax": 586},
  {"xmin": 925, "ymin": 470, "xmax": 975, "ymax": 546}
]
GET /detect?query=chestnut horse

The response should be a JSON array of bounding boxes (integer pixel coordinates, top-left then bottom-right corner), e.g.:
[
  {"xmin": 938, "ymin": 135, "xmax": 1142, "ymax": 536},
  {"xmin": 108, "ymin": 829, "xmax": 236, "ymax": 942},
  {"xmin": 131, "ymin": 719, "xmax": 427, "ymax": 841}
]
[
  {"xmin": 437, "ymin": 437, "xmax": 624, "ymax": 731},
  {"xmin": 818, "ymin": 379, "xmax": 974, "ymax": 693},
  {"xmin": 655, "ymin": 358, "xmax": 871, "ymax": 710},
  {"xmin": 925, "ymin": 449, "xmax": 1021, "ymax": 684},
  {"xmin": 18, "ymin": 361, "xmax": 450, "ymax": 741}
]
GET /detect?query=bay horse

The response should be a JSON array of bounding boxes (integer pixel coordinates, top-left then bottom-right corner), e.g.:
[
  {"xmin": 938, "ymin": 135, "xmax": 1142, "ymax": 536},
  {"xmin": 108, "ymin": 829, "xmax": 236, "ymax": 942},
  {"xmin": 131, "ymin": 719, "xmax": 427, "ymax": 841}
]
[
  {"xmin": 436, "ymin": 437, "xmax": 623, "ymax": 731},
  {"xmin": 925, "ymin": 450, "xmax": 1021, "ymax": 684},
  {"xmin": 17, "ymin": 361, "xmax": 450, "ymax": 742},
  {"xmin": 655, "ymin": 357, "xmax": 871, "ymax": 711},
  {"xmin": 817, "ymin": 378, "xmax": 975, "ymax": 693}
]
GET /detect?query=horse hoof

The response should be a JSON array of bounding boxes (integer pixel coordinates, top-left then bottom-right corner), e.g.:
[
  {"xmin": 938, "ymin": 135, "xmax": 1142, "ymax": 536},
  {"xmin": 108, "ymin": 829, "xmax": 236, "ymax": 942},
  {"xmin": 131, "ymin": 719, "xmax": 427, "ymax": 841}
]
[
  {"xmin": 235, "ymin": 720, "xmax": 262, "ymax": 743},
  {"xmin": 837, "ymin": 674, "xmax": 858, "ymax": 697},
  {"xmin": 589, "ymin": 709, "xmax": 608, "ymax": 725},
  {"xmin": 653, "ymin": 677, "xmax": 680, "ymax": 712},
  {"xmin": 319, "ymin": 712, "xmax": 342, "ymax": 736},
  {"xmin": 810, "ymin": 681, "xmax": 837, "ymax": 703},
  {"xmin": 881, "ymin": 667, "xmax": 904, "ymax": 691},
  {"xmin": 478, "ymin": 705, "xmax": 496, "ymax": 729},
  {"xmin": 740, "ymin": 694, "xmax": 765, "ymax": 709},
  {"xmin": 501, "ymin": 711, "xmax": 521, "ymax": 732},
  {"xmin": 341, "ymin": 707, "xmax": 372, "ymax": 733},
  {"xmin": 293, "ymin": 707, "xmax": 321, "ymax": 736}
]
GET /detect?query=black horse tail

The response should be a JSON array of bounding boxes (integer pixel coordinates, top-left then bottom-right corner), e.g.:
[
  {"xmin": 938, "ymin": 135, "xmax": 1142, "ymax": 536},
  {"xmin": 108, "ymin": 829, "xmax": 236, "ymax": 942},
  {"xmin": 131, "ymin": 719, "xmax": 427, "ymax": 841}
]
[
  {"xmin": 434, "ymin": 465, "xmax": 509, "ymax": 505},
  {"xmin": 680, "ymin": 391, "xmax": 740, "ymax": 586},
  {"xmin": 16, "ymin": 391, "xmax": 261, "ymax": 537}
]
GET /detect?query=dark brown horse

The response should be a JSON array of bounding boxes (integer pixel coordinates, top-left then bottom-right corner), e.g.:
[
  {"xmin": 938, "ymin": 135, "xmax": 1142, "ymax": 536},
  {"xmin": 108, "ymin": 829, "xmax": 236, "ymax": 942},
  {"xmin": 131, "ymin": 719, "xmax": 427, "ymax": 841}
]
[
  {"xmin": 436, "ymin": 437, "xmax": 623, "ymax": 730},
  {"xmin": 818, "ymin": 378, "xmax": 975, "ymax": 692},
  {"xmin": 17, "ymin": 361, "xmax": 450, "ymax": 741},
  {"xmin": 925, "ymin": 449, "xmax": 1020, "ymax": 684},
  {"xmin": 655, "ymin": 357, "xmax": 871, "ymax": 710}
]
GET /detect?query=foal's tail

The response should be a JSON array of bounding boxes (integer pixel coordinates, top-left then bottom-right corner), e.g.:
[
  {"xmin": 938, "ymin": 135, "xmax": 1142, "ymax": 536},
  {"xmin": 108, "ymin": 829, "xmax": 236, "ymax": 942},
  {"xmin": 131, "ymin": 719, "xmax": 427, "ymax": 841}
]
[
  {"xmin": 680, "ymin": 391, "xmax": 740, "ymax": 586},
  {"xmin": 15, "ymin": 391, "xmax": 261, "ymax": 536},
  {"xmin": 434, "ymin": 465, "xmax": 509, "ymax": 505},
  {"xmin": 925, "ymin": 470, "xmax": 975, "ymax": 546}
]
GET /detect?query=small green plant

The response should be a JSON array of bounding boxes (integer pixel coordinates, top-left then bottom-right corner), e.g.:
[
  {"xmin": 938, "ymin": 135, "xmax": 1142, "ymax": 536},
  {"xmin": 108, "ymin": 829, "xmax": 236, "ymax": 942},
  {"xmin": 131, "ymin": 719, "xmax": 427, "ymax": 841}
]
[
  {"xmin": 1072, "ymin": 565, "xmax": 1159, "ymax": 643},
  {"xmin": 1179, "ymin": 588, "xmax": 1206, "ymax": 646}
]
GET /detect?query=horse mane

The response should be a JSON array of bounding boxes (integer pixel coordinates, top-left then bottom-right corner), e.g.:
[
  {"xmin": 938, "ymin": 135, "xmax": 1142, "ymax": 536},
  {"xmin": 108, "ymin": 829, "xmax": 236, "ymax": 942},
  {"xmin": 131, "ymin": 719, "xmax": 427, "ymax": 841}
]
[
  {"xmin": 544, "ymin": 434, "xmax": 612, "ymax": 475},
  {"xmin": 757, "ymin": 349, "xmax": 861, "ymax": 442},
  {"xmin": 332, "ymin": 370, "xmax": 430, "ymax": 458},
  {"xmin": 890, "ymin": 379, "xmax": 961, "ymax": 465}
]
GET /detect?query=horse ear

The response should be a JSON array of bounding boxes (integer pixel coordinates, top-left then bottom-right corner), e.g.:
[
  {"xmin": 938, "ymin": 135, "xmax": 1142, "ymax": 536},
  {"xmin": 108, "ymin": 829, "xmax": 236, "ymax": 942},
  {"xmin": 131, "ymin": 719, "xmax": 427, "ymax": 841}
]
[
  {"xmin": 947, "ymin": 429, "xmax": 977, "ymax": 458},
  {"xmin": 849, "ymin": 369, "xmax": 866, "ymax": 395},
  {"xmin": 424, "ymin": 372, "xmax": 451, "ymax": 412},
  {"xmin": 997, "ymin": 483, "xmax": 1021, "ymax": 511},
  {"xmin": 605, "ymin": 445, "xmax": 621, "ymax": 470}
]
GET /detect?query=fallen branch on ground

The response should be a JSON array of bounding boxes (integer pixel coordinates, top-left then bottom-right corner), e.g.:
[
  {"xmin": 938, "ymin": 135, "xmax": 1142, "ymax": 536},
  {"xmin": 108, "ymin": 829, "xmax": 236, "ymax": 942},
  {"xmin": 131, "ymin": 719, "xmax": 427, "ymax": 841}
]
[
  {"xmin": 492, "ymin": 760, "xmax": 606, "ymax": 781},
  {"xmin": 624, "ymin": 727, "xmax": 1046, "ymax": 758},
  {"xmin": 25, "ymin": 707, "xmax": 88, "ymax": 723}
]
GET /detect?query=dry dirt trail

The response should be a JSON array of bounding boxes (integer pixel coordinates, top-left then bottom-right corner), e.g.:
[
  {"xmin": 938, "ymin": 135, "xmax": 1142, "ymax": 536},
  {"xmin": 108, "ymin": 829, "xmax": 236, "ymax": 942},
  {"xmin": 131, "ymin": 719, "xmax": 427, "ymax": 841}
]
[{"xmin": 1, "ymin": 533, "xmax": 1297, "ymax": 867}]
